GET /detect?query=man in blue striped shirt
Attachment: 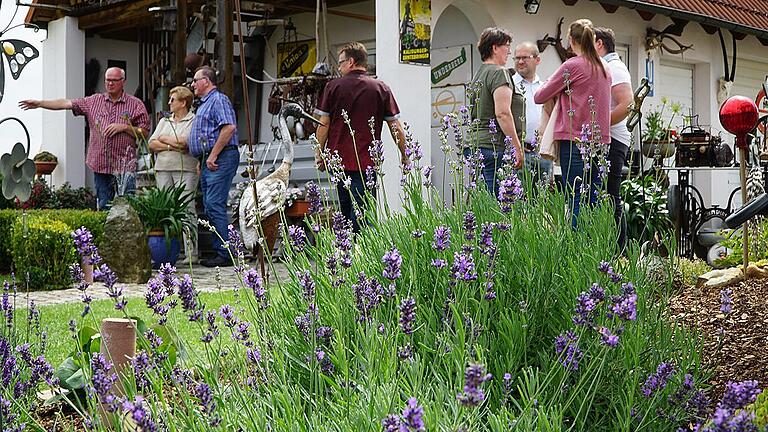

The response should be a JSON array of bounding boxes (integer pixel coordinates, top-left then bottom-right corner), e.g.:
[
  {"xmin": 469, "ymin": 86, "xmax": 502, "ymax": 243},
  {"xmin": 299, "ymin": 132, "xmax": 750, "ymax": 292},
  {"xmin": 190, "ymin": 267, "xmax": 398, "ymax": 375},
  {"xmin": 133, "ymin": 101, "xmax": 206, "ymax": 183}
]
[{"xmin": 189, "ymin": 66, "xmax": 239, "ymax": 267}]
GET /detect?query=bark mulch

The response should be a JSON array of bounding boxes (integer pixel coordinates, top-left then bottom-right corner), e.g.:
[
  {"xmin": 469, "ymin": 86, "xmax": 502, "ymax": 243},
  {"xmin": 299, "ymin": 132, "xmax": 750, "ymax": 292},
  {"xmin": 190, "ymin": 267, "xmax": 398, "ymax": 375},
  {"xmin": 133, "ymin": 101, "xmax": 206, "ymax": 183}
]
[{"xmin": 669, "ymin": 277, "xmax": 768, "ymax": 399}]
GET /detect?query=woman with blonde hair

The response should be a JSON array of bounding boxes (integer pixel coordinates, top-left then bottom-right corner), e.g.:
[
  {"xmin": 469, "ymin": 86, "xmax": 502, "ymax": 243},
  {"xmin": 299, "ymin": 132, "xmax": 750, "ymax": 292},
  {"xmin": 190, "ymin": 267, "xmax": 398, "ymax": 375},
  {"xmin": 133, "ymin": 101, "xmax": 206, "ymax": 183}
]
[
  {"xmin": 535, "ymin": 18, "xmax": 612, "ymax": 227},
  {"xmin": 148, "ymin": 85, "xmax": 199, "ymax": 263}
]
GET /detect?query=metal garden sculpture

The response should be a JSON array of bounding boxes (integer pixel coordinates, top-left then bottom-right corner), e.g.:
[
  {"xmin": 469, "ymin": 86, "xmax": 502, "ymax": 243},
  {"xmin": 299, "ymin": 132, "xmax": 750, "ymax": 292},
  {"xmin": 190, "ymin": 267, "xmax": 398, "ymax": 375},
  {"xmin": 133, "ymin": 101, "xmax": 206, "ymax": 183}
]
[
  {"xmin": 0, "ymin": 3, "xmax": 41, "ymax": 104},
  {"xmin": 0, "ymin": 117, "xmax": 34, "ymax": 201}
]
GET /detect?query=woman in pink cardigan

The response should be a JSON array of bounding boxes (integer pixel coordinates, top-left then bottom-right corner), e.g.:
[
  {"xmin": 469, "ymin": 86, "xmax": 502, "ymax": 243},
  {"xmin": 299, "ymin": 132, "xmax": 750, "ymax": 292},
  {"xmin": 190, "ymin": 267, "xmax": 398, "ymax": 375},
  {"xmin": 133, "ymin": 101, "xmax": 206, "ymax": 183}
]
[{"xmin": 534, "ymin": 19, "xmax": 612, "ymax": 227}]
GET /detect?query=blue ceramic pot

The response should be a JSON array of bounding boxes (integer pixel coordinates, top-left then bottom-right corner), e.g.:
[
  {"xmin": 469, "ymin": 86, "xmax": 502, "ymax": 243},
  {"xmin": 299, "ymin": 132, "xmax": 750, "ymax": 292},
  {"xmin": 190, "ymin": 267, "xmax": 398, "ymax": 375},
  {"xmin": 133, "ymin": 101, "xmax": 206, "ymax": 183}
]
[{"xmin": 147, "ymin": 233, "xmax": 181, "ymax": 269}]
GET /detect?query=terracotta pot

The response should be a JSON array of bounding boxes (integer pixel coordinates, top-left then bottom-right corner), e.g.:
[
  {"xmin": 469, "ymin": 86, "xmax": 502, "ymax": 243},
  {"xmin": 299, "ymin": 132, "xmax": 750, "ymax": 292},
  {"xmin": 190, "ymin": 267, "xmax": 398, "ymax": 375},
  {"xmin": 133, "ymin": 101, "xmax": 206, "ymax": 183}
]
[{"xmin": 34, "ymin": 161, "xmax": 57, "ymax": 175}]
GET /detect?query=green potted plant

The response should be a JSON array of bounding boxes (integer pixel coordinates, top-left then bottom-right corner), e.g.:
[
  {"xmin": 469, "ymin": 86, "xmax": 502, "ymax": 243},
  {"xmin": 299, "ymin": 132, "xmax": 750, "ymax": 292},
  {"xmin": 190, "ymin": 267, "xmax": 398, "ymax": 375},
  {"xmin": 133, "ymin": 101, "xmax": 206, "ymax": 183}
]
[
  {"xmin": 33, "ymin": 150, "xmax": 58, "ymax": 175},
  {"xmin": 641, "ymin": 98, "xmax": 682, "ymax": 158},
  {"xmin": 126, "ymin": 184, "xmax": 195, "ymax": 269}
]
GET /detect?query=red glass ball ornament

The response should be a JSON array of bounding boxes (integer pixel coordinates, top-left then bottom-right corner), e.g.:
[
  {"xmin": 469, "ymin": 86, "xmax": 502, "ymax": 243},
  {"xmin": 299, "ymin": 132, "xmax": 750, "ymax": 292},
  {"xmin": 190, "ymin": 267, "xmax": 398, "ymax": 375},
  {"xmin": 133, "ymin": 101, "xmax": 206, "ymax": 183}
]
[{"xmin": 719, "ymin": 96, "xmax": 759, "ymax": 149}]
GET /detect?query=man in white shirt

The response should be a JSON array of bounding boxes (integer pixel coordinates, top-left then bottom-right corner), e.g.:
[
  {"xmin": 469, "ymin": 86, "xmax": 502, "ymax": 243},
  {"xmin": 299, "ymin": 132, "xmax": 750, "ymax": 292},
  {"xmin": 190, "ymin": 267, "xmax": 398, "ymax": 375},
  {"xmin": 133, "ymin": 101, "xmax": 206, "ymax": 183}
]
[
  {"xmin": 512, "ymin": 42, "xmax": 553, "ymax": 184},
  {"xmin": 595, "ymin": 27, "xmax": 633, "ymax": 251}
]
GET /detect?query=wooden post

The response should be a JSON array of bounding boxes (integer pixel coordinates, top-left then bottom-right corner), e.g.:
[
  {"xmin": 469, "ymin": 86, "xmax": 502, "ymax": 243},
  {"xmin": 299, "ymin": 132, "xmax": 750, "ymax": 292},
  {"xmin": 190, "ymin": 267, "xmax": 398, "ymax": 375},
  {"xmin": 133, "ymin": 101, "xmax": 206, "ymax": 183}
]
[
  {"xmin": 172, "ymin": 0, "xmax": 187, "ymax": 85},
  {"xmin": 216, "ymin": 0, "xmax": 234, "ymax": 97},
  {"xmin": 740, "ymin": 147, "xmax": 749, "ymax": 276}
]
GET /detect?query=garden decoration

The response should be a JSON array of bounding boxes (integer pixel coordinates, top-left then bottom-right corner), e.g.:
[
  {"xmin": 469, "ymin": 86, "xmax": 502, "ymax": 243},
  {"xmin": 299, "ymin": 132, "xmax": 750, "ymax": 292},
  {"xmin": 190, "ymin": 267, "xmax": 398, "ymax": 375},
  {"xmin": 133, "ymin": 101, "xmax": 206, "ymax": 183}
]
[
  {"xmin": 33, "ymin": 150, "xmax": 58, "ymax": 175},
  {"xmin": 239, "ymin": 103, "xmax": 320, "ymax": 260},
  {"xmin": 644, "ymin": 19, "xmax": 693, "ymax": 56},
  {"xmin": 0, "ymin": 116, "xmax": 34, "ymax": 202},
  {"xmin": 536, "ymin": 17, "xmax": 574, "ymax": 63},
  {"xmin": 715, "ymin": 28, "xmax": 738, "ymax": 105},
  {"xmin": 0, "ymin": 5, "xmax": 40, "ymax": 104},
  {"xmin": 720, "ymin": 95, "xmax": 760, "ymax": 274},
  {"xmin": 625, "ymin": 77, "xmax": 651, "ymax": 134}
]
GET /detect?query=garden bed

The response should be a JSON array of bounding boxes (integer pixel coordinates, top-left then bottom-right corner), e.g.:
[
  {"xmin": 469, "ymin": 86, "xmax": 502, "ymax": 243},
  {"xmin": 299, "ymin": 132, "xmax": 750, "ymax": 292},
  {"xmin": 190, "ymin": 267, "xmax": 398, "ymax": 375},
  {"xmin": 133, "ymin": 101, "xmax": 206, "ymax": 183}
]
[{"xmin": 669, "ymin": 277, "xmax": 768, "ymax": 400}]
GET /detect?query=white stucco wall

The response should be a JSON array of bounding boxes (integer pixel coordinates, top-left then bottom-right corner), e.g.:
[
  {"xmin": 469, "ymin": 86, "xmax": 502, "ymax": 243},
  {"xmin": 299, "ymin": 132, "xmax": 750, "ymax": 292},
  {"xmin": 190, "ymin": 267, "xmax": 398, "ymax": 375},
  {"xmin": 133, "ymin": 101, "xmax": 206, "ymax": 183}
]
[{"xmin": 0, "ymin": 3, "xmax": 44, "ymax": 158}]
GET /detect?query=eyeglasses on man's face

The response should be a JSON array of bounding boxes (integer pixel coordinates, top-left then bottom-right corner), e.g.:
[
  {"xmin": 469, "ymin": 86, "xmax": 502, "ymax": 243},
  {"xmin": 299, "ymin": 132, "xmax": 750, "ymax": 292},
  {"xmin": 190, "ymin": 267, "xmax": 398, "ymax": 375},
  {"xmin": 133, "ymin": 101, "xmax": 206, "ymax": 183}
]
[
  {"xmin": 105, "ymin": 78, "xmax": 124, "ymax": 83},
  {"xmin": 192, "ymin": 76, "xmax": 208, "ymax": 83},
  {"xmin": 514, "ymin": 54, "xmax": 538, "ymax": 62}
]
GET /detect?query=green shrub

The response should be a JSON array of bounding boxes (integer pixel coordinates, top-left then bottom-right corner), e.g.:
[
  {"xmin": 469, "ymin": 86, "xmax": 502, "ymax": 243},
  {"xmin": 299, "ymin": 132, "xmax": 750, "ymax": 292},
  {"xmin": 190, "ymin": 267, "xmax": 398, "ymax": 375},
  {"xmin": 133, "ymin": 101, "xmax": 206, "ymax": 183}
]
[
  {"xmin": 17, "ymin": 179, "xmax": 59, "ymax": 209},
  {"xmin": 10, "ymin": 216, "xmax": 77, "ymax": 290},
  {"xmin": 0, "ymin": 209, "xmax": 106, "ymax": 274},
  {"xmin": 678, "ymin": 257, "xmax": 711, "ymax": 286},
  {"xmin": 55, "ymin": 182, "xmax": 96, "ymax": 210},
  {"xmin": 621, "ymin": 174, "xmax": 673, "ymax": 243}
]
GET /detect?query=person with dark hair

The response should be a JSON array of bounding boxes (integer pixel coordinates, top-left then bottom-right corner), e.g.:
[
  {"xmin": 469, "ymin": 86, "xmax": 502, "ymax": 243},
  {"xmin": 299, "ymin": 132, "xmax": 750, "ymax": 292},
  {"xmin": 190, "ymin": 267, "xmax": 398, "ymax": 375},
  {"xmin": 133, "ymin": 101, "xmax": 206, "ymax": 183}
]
[
  {"xmin": 534, "ymin": 18, "xmax": 612, "ymax": 227},
  {"xmin": 188, "ymin": 66, "xmax": 239, "ymax": 267},
  {"xmin": 594, "ymin": 27, "xmax": 633, "ymax": 251},
  {"xmin": 469, "ymin": 27, "xmax": 524, "ymax": 198},
  {"xmin": 20, "ymin": 67, "xmax": 150, "ymax": 210},
  {"xmin": 314, "ymin": 42, "xmax": 408, "ymax": 233}
]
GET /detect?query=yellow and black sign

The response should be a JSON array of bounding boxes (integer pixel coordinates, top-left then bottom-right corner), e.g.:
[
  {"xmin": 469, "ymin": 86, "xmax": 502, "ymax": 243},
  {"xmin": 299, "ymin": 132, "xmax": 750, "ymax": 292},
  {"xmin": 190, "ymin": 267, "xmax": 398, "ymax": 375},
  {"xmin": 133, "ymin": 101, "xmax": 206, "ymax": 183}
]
[
  {"xmin": 399, "ymin": 0, "xmax": 431, "ymax": 65},
  {"xmin": 277, "ymin": 39, "xmax": 317, "ymax": 78}
]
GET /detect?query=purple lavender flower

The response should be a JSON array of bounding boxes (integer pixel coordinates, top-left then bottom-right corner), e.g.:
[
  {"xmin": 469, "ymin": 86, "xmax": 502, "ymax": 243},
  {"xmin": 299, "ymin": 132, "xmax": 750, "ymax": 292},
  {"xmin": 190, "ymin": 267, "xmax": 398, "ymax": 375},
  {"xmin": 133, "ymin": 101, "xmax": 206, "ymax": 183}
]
[
  {"xmin": 306, "ymin": 181, "xmax": 324, "ymax": 215},
  {"xmin": 488, "ymin": 118, "xmax": 498, "ymax": 136},
  {"xmin": 432, "ymin": 226, "xmax": 451, "ymax": 251},
  {"xmin": 177, "ymin": 274, "xmax": 201, "ymax": 321},
  {"xmin": 598, "ymin": 326, "xmax": 619, "ymax": 347},
  {"xmin": 399, "ymin": 297, "xmax": 416, "ymax": 335},
  {"xmin": 598, "ymin": 261, "xmax": 611, "ymax": 273},
  {"xmin": 398, "ymin": 344, "xmax": 413, "ymax": 361},
  {"xmin": 71, "ymin": 227, "xmax": 100, "ymax": 265},
  {"xmin": 94, "ymin": 263, "xmax": 124, "ymax": 310},
  {"xmin": 503, "ymin": 373, "xmax": 513, "ymax": 404},
  {"xmin": 243, "ymin": 268, "xmax": 267, "ymax": 308},
  {"xmin": 121, "ymin": 396, "xmax": 158, "ymax": 432},
  {"xmin": 457, "ymin": 363, "xmax": 492, "ymax": 407},
  {"xmin": 332, "ymin": 212, "xmax": 354, "ymax": 268},
  {"xmin": 479, "ymin": 222, "xmax": 494, "ymax": 252},
  {"xmin": 365, "ymin": 165, "xmax": 377, "ymax": 189},
  {"xmin": 498, "ymin": 174, "xmax": 523, "ymax": 213},
  {"xmin": 431, "ymin": 258, "xmax": 447, "ymax": 269},
  {"xmin": 131, "ymin": 351, "xmax": 152, "ymax": 391},
  {"xmin": 316, "ymin": 326, "xmax": 334, "ymax": 345},
  {"xmin": 412, "ymin": 230, "xmax": 425, "ymax": 238},
  {"xmin": 642, "ymin": 362, "xmax": 676, "ymax": 397},
  {"xmin": 610, "ymin": 292, "xmax": 637, "ymax": 321},
  {"xmin": 719, "ymin": 380, "xmax": 761, "ymax": 410},
  {"xmin": 227, "ymin": 224, "xmax": 246, "ymax": 268},
  {"xmin": 382, "ymin": 414, "xmax": 402, "ymax": 432},
  {"xmin": 91, "ymin": 353, "xmax": 118, "ymax": 411},
  {"xmin": 401, "ymin": 397, "xmax": 426, "ymax": 431},
  {"xmin": 450, "ymin": 251, "xmax": 477, "ymax": 282},
  {"xmin": 297, "ymin": 270, "xmax": 315, "ymax": 301},
  {"xmin": 554, "ymin": 330, "xmax": 583, "ymax": 371},
  {"xmin": 288, "ymin": 225, "xmax": 308, "ymax": 253},
  {"xmin": 194, "ymin": 382, "xmax": 217, "ymax": 414},
  {"xmin": 219, "ymin": 305, "xmax": 237, "ymax": 328},
  {"xmin": 720, "ymin": 288, "xmax": 733, "ymax": 314},
  {"xmin": 463, "ymin": 211, "xmax": 477, "ymax": 241},
  {"xmin": 295, "ymin": 304, "xmax": 319, "ymax": 339},
  {"xmin": 421, "ymin": 165, "xmax": 433, "ymax": 188},
  {"xmin": 352, "ymin": 272, "xmax": 384, "ymax": 322},
  {"xmin": 382, "ymin": 246, "xmax": 403, "ymax": 281}
]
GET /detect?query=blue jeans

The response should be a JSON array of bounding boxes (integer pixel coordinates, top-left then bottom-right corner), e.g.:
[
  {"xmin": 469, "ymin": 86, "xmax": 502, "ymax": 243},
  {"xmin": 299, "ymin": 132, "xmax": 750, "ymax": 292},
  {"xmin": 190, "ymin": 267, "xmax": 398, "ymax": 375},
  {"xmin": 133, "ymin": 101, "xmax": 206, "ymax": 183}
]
[
  {"xmin": 200, "ymin": 147, "xmax": 239, "ymax": 258},
  {"xmin": 464, "ymin": 147, "xmax": 505, "ymax": 198},
  {"xmin": 338, "ymin": 170, "xmax": 376, "ymax": 233},
  {"xmin": 518, "ymin": 150, "xmax": 554, "ymax": 185},
  {"xmin": 559, "ymin": 140, "xmax": 602, "ymax": 228},
  {"xmin": 94, "ymin": 172, "xmax": 135, "ymax": 210}
]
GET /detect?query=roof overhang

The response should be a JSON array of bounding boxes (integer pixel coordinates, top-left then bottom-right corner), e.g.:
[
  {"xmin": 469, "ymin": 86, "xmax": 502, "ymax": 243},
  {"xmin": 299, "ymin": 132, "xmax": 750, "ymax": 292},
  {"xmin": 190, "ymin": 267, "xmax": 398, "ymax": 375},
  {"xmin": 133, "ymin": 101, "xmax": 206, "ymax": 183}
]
[{"xmin": 595, "ymin": 0, "xmax": 768, "ymax": 42}]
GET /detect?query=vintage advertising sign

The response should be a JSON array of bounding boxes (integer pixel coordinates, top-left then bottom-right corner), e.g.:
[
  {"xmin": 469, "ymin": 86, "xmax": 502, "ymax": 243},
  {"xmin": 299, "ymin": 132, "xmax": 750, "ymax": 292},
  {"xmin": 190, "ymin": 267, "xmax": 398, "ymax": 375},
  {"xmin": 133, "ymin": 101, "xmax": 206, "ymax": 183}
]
[
  {"xmin": 431, "ymin": 45, "xmax": 471, "ymax": 87},
  {"xmin": 431, "ymin": 84, "xmax": 466, "ymax": 128},
  {"xmin": 399, "ymin": 0, "xmax": 431, "ymax": 65},
  {"xmin": 277, "ymin": 39, "xmax": 317, "ymax": 78}
]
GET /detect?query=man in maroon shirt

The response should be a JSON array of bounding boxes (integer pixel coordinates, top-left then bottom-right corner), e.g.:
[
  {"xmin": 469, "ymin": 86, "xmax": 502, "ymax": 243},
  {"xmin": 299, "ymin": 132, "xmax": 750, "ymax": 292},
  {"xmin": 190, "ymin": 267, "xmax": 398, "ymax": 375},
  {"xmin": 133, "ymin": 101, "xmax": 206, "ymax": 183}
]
[
  {"xmin": 314, "ymin": 42, "xmax": 408, "ymax": 232},
  {"xmin": 20, "ymin": 67, "xmax": 150, "ymax": 210}
]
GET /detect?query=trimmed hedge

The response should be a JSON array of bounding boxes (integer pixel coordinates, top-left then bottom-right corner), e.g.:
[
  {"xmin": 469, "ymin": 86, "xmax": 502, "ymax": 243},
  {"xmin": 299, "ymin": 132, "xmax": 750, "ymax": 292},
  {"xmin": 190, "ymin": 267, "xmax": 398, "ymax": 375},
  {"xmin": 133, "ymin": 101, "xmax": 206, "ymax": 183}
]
[
  {"xmin": 11, "ymin": 216, "xmax": 77, "ymax": 290},
  {"xmin": 0, "ymin": 209, "xmax": 107, "ymax": 276}
]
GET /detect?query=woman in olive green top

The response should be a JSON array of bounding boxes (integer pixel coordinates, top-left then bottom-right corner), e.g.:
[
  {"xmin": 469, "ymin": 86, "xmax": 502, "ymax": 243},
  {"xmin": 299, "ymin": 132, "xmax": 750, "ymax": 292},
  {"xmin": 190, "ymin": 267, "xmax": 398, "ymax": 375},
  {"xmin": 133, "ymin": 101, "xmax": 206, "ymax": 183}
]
[
  {"xmin": 148, "ymin": 86, "xmax": 199, "ymax": 263},
  {"xmin": 468, "ymin": 27, "xmax": 524, "ymax": 198}
]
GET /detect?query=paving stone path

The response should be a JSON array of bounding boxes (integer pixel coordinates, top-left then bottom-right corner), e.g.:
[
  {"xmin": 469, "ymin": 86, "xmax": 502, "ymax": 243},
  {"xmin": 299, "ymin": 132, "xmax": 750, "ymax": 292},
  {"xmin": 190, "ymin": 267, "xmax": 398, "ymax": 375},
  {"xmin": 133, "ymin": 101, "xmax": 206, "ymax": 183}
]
[{"xmin": 20, "ymin": 263, "xmax": 291, "ymax": 307}]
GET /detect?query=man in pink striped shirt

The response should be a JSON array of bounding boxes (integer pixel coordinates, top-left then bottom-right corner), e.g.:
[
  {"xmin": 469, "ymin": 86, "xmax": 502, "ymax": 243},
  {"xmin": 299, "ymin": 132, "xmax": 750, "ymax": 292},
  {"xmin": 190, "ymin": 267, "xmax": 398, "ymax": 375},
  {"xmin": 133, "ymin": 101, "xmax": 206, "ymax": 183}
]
[{"xmin": 20, "ymin": 67, "xmax": 150, "ymax": 210}]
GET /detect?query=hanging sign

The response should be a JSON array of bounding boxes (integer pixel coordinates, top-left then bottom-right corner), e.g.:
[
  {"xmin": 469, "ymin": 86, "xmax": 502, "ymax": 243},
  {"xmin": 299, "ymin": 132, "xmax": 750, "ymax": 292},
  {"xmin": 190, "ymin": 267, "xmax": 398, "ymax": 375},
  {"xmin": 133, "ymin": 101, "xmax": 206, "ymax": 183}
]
[
  {"xmin": 431, "ymin": 85, "xmax": 466, "ymax": 128},
  {"xmin": 431, "ymin": 45, "xmax": 471, "ymax": 86},
  {"xmin": 399, "ymin": 0, "xmax": 431, "ymax": 65},
  {"xmin": 277, "ymin": 39, "xmax": 317, "ymax": 78}
]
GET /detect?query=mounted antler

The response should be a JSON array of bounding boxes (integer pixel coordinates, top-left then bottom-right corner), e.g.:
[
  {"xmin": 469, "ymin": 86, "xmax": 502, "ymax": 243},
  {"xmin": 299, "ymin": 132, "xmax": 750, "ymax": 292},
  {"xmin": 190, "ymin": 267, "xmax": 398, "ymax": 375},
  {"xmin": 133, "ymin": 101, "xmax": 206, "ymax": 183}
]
[
  {"xmin": 645, "ymin": 20, "xmax": 693, "ymax": 55},
  {"xmin": 536, "ymin": 17, "xmax": 575, "ymax": 63},
  {"xmin": 716, "ymin": 28, "xmax": 738, "ymax": 105}
]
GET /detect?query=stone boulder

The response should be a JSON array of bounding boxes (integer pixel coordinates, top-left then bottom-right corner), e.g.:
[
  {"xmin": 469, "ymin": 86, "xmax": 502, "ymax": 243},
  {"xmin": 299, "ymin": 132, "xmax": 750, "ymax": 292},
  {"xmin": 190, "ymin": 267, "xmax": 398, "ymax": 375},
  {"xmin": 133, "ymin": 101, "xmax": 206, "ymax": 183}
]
[{"xmin": 99, "ymin": 197, "xmax": 151, "ymax": 283}]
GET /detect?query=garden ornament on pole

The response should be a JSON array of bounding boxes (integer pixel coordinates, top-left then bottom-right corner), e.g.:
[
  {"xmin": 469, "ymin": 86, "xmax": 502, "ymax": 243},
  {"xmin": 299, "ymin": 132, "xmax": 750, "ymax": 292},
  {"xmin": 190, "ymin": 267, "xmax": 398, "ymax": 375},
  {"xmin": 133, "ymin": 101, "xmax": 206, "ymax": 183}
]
[
  {"xmin": 719, "ymin": 96, "xmax": 759, "ymax": 275},
  {"xmin": 239, "ymin": 103, "xmax": 320, "ymax": 261},
  {"xmin": 0, "ymin": 116, "xmax": 35, "ymax": 202}
]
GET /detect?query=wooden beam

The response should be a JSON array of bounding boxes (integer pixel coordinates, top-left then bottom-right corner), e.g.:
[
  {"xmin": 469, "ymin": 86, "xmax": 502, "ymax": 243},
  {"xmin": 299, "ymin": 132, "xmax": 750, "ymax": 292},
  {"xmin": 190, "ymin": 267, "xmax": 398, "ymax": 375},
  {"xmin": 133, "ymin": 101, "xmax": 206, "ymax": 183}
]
[
  {"xmin": 216, "ymin": 0, "xmax": 234, "ymax": 98},
  {"xmin": 732, "ymin": 31, "xmax": 747, "ymax": 41},
  {"xmin": 637, "ymin": 10, "xmax": 655, "ymax": 21},
  {"xmin": 172, "ymin": 0, "xmax": 187, "ymax": 85},
  {"xmin": 562, "ymin": 0, "xmax": 578, "ymax": 5},
  {"xmin": 275, "ymin": 4, "xmax": 375, "ymax": 22},
  {"xmin": 76, "ymin": 0, "xmax": 160, "ymax": 31},
  {"xmin": 760, "ymin": 38, "xmax": 768, "ymax": 47},
  {"xmin": 600, "ymin": 3, "xmax": 619, "ymax": 13},
  {"xmin": 700, "ymin": 23, "xmax": 718, "ymax": 34}
]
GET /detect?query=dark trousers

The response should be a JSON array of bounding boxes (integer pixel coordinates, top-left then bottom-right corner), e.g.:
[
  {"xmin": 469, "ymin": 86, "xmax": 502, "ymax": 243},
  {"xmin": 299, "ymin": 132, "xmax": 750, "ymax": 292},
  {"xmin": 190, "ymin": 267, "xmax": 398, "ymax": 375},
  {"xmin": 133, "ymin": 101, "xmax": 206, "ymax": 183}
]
[
  {"xmin": 607, "ymin": 139, "xmax": 629, "ymax": 251},
  {"xmin": 94, "ymin": 172, "xmax": 135, "ymax": 210},
  {"xmin": 338, "ymin": 170, "xmax": 376, "ymax": 233}
]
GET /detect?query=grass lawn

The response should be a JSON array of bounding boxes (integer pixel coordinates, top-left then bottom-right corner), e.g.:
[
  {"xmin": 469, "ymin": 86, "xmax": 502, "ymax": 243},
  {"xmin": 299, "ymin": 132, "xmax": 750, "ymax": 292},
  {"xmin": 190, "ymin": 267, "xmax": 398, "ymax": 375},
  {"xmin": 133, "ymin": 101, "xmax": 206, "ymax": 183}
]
[{"xmin": 35, "ymin": 289, "xmax": 243, "ymax": 368}]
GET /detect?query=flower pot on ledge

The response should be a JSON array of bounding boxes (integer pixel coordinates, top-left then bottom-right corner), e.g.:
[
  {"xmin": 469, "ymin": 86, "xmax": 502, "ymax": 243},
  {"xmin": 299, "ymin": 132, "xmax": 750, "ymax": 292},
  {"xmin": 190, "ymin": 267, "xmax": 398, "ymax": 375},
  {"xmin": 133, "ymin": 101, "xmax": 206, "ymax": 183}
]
[
  {"xmin": 641, "ymin": 140, "xmax": 676, "ymax": 159},
  {"xmin": 286, "ymin": 199, "xmax": 310, "ymax": 218},
  {"xmin": 34, "ymin": 161, "xmax": 57, "ymax": 175}
]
